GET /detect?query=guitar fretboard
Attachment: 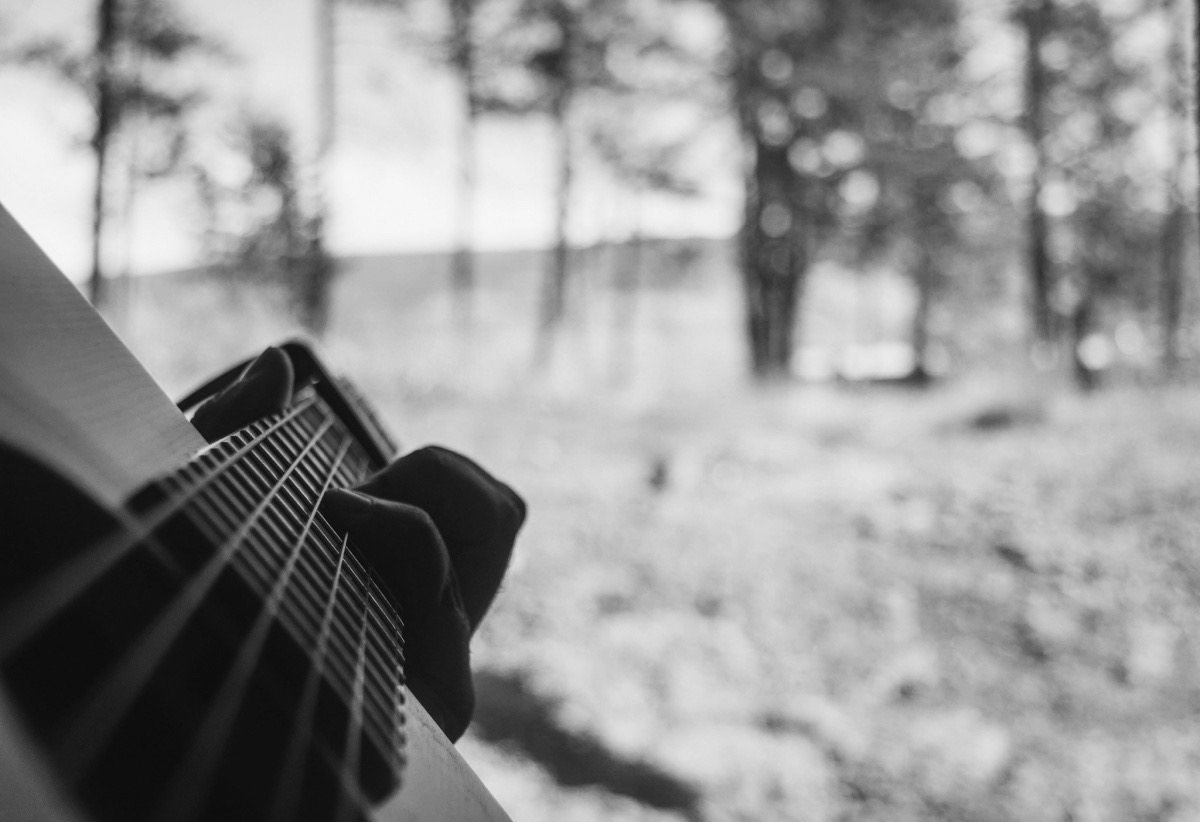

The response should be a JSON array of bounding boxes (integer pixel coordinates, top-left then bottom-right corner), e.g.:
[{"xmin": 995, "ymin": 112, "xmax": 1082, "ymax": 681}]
[{"xmin": 0, "ymin": 392, "xmax": 406, "ymax": 822}]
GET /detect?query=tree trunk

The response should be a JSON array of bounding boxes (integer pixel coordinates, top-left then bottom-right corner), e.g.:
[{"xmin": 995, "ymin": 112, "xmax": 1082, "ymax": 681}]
[
  {"xmin": 741, "ymin": 136, "xmax": 806, "ymax": 380},
  {"xmin": 536, "ymin": 95, "xmax": 573, "ymax": 365},
  {"xmin": 1194, "ymin": 0, "xmax": 1200, "ymax": 251},
  {"xmin": 911, "ymin": 246, "xmax": 934, "ymax": 381},
  {"xmin": 1071, "ymin": 284, "xmax": 1098, "ymax": 391},
  {"xmin": 1159, "ymin": 0, "xmax": 1187, "ymax": 374},
  {"xmin": 1162, "ymin": 204, "xmax": 1184, "ymax": 373},
  {"xmin": 89, "ymin": 0, "xmax": 119, "ymax": 307},
  {"xmin": 450, "ymin": 0, "xmax": 477, "ymax": 331},
  {"xmin": 1023, "ymin": 0, "xmax": 1054, "ymax": 346},
  {"xmin": 301, "ymin": 0, "xmax": 337, "ymax": 336}
]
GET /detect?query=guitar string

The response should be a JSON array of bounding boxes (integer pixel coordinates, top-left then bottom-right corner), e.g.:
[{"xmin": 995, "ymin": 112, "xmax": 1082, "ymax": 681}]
[
  {"xmin": 0, "ymin": 400, "xmax": 316, "ymax": 660},
  {"xmin": 211, "ymin": 401, "xmax": 405, "ymax": 781},
  {"xmin": 332, "ymin": 571, "xmax": 372, "ymax": 822},
  {"xmin": 176, "ymin": 405, "xmax": 404, "ymax": 663},
  {"xmin": 172, "ymin": 446, "xmax": 399, "ymax": 745},
  {"xmin": 178, "ymin": 452, "xmax": 371, "ymax": 698},
  {"xmin": 238, "ymin": 405, "xmax": 404, "ymax": 802},
  {"xmin": 53, "ymin": 417, "xmax": 337, "ymax": 783},
  {"xmin": 273, "ymin": 426, "xmax": 407, "ymax": 745},
  {"xmin": 282, "ymin": 432, "xmax": 407, "ymax": 735},
  {"xmin": 3, "ymin": 395, "xmax": 406, "ymax": 812},
  {"xmin": 188, "ymin": 421, "xmax": 403, "ymax": 725},
  {"xmin": 266, "ymin": 530, "xmax": 353, "ymax": 822},
  {"xmin": 145, "ymin": 438, "xmax": 355, "ymax": 822},
  {"xmin": 168, "ymin": 409, "xmax": 404, "ymax": 754},
  {"xmin": 237, "ymin": 406, "xmax": 405, "ymax": 680},
  {"xmin": 168, "ymin": 436, "xmax": 404, "ymax": 757},
  {"xmin": 210, "ymin": 406, "xmax": 405, "ymax": 644}
]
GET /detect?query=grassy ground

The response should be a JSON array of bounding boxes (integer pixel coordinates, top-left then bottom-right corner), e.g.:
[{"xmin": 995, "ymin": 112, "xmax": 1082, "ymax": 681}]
[{"xmin": 110, "ymin": 252, "xmax": 1200, "ymax": 822}]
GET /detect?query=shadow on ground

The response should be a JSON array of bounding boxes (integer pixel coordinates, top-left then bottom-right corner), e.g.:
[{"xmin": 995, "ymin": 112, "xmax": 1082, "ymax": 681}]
[{"xmin": 473, "ymin": 670, "xmax": 703, "ymax": 820}]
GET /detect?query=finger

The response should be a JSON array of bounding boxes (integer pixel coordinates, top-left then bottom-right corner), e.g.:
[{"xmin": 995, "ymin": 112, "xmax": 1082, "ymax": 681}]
[
  {"xmin": 192, "ymin": 346, "xmax": 295, "ymax": 443},
  {"xmin": 320, "ymin": 487, "xmax": 454, "ymax": 612},
  {"xmin": 321, "ymin": 486, "xmax": 475, "ymax": 740},
  {"xmin": 357, "ymin": 446, "xmax": 526, "ymax": 631}
]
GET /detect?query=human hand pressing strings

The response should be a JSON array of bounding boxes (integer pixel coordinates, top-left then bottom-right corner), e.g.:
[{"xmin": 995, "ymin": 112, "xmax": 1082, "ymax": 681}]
[{"xmin": 191, "ymin": 347, "xmax": 526, "ymax": 742}]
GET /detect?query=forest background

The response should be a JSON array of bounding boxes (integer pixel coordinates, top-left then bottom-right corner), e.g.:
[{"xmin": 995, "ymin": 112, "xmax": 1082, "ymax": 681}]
[{"xmin": 4, "ymin": 0, "xmax": 1200, "ymax": 820}]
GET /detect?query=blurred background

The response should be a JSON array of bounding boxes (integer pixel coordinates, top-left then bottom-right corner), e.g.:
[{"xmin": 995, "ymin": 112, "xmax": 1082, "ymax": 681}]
[{"xmin": 4, "ymin": 0, "xmax": 1200, "ymax": 819}]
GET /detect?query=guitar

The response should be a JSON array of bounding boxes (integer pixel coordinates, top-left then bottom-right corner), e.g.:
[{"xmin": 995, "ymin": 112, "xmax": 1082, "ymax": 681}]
[{"xmin": 0, "ymin": 203, "xmax": 511, "ymax": 822}]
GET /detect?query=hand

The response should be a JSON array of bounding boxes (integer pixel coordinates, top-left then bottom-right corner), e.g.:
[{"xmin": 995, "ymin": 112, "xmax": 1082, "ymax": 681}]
[
  {"xmin": 191, "ymin": 347, "xmax": 296, "ymax": 444},
  {"xmin": 321, "ymin": 448, "xmax": 525, "ymax": 741},
  {"xmin": 188, "ymin": 347, "xmax": 527, "ymax": 741}
]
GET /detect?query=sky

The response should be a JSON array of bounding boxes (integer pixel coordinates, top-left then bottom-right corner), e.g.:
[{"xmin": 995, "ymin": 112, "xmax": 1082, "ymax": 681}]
[{"xmin": 0, "ymin": 0, "xmax": 740, "ymax": 279}]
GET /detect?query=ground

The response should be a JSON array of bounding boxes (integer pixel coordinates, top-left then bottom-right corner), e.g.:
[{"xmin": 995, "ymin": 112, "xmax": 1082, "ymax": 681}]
[{"xmin": 110, "ymin": 250, "xmax": 1200, "ymax": 822}]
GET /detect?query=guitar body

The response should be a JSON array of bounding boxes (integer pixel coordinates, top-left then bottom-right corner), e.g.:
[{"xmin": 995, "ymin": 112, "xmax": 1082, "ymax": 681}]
[{"xmin": 0, "ymin": 205, "xmax": 509, "ymax": 822}]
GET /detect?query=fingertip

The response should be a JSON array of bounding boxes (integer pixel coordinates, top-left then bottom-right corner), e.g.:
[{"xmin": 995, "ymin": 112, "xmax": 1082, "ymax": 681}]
[
  {"xmin": 320, "ymin": 487, "xmax": 373, "ymax": 527},
  {"xmin": 240, "ymin": 346, "xmax": 294, "ymax": 404}
]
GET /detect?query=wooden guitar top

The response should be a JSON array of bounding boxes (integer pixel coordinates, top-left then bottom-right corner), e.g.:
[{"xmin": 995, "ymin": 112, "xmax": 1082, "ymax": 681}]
[{"xmin": 0, "ymin": 203, "xmax": 205, "ymax": 508}]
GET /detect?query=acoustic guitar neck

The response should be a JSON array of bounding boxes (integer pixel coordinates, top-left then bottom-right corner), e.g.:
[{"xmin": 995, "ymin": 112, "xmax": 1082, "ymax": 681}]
[{"xmin": 0, "ymin": 204, "xmax": 510, "ymax": 822}]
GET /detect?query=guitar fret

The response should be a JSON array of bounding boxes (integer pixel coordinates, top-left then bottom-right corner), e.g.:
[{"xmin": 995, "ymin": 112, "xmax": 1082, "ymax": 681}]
[
  {"xmin": 178, "ymin": 403, "xmax": 407, "ymax": 747},
  {"xmin": 1, "ymin": 386, "xmax": 411, "ymax": 820},
  {"xmin": 333, "ymin": 572, "xmax": 372, "ymax": 822},
  {"xmin": 176, "ymin": 466, "xmax": 363, "ymax": 704},
  {"xmin": 145, "ymin": 438, "xmax": 354, "ymax": 822},
  {"xmin": 266, "ymin": 532, "xmax": 353, "ymax": 822},
  {"xmin": 220, "ymin": 452, "xmax": 380, "ymax": 692},
  {"xmin": 234, "ymin": 422, "xmax": 405, "ymax": 656},
  {"xmin": 53, "ymin": 415, "xmax": 336, "ymax": 783},
  {"xmin": 0, "ymin": 400, "xmax": 320, "ymax": 662},
  {"xmin": 175, "ymin": 415, "xmax": 403, "ymax": 747}
]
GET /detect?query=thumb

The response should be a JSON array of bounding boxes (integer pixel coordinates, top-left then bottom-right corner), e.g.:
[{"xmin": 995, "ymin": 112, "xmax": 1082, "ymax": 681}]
[{"xmin": 192, "ymin": 346, "xmax": 295, "ymax": 443}]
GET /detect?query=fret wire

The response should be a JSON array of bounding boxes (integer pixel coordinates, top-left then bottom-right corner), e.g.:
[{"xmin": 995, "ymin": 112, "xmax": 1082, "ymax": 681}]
[
  {"xmin": 185, "ymin": 448, "xmax": 401, "ymax": 734},
  {"xmin": 229, "ymin": 439, "xmax": 405, "ymax": 662},
  {"xmin": 183, "ymin": 432, "xmax": 414, "ymax": 746},
  {"xmin": 181, "ymin": 455, "xmax": 357, "ymax": 676},
  {"xmin": 333, "ymin": 555, "xmax": 372, "ymax": 822},
  {"xmin": 179, "ymin": 466, "xmax": 368, "ymax": 708},
  {"xmin": 186, "ymin": 495, "xmax": 400, "ymax": 735},
  {"xmin": 206, "ymin": 451, "xmax": 408, "ymax": 696},
  {"xmin": 0, "ymin": 400, "xmax": 318, "ymax": 659},
  {"xmin": 248, "ymin": 449, "xmax": 407, "ymax": 666},
  {"xmin": 364, "ymin": 573, "xmax": 407, "ymax": 776},
  {"xmin": 200, "ymin": 432, "xmax": 360, "ymax": 620},
  {"xmin": 145, "ymin": 439, "xmax": 354, "ymax": 822},
  {"xmin": 262, "ymin": 422, "xmax": 406, "ymax": 644},
  {"xmin": 266, "ymin": 531, "xmax": 353, "ymax": 822},
  {"xmin": 211, "ymin": 451, "xmax": 379, "ymax": 676},
  {"xmin": 54, "ymin": 417, "xmax": 336, "ymax": 783}
]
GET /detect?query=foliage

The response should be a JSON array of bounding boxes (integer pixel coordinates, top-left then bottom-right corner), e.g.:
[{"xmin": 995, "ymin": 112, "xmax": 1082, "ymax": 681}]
[
  {"xmin": 15, "ymin": 0, "xmax": 217, "ymax": 181},
  {"xmin": 193, "ymin": 114, "xmax": 334, "ymax": 327}
]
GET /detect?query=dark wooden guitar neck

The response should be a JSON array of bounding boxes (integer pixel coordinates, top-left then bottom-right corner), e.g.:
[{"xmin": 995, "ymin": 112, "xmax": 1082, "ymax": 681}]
[
  {"xmin": 0, "ymin": 202, "xmax": 512, "ymax": 822},
  {"xmin": 1, "ymin": 389, "xmax": 407, "ymax": 822}
]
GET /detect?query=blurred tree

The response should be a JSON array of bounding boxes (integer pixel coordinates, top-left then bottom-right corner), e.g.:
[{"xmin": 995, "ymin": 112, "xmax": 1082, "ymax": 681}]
[
  {"xmin": 1195, "ymin": 0, "xmax": 1200, "ymax": 257},
  {"xmin": 710, "ymin": 0, "xmax": 980, "ymax": 380},
  {"xmin": 584, "ymin": 7, "xmax": 714, "ymax": 382},
  {"xmin": 1018, "ymin": 0, "xmax": 1056, "ymax": 350},
  {"xmin": 716, "ymin": 1, "xmax": 813, "ymax": 379},
  {"xmin": 849, "ymin": 1, "xmax": 994, "ymax": 381},
  {"xmin": 1040, "ymin": 0, "xmax": 1161, "ymax": 389},
  {"xmin": 351, "ymin": 0, "xmax": 485, "ymax": 329},
  {"xmin": 1162, "ymin": 0, "xmax": 1188, "ymax": 374},
  {"xmin": 475, "ymin": 0, "xmax": 663, "ymax": 364},
  {"xmin": 591, "ymin": 131, "xmax": 702, "ymax": 383},
  {"xmin": 16, "ymin": 0, "xmax": 214, "ymax": 307},
  {"xmin": 448, "ymin": 0, "xmax": 481, "ymax": 329},
  {"xmin": 201, "ymin": 114, "xmax": 334, "ymax": 325},
  {"xmin": 303, "ymin": 0, "xmax": 339, "ymax": 336}
]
